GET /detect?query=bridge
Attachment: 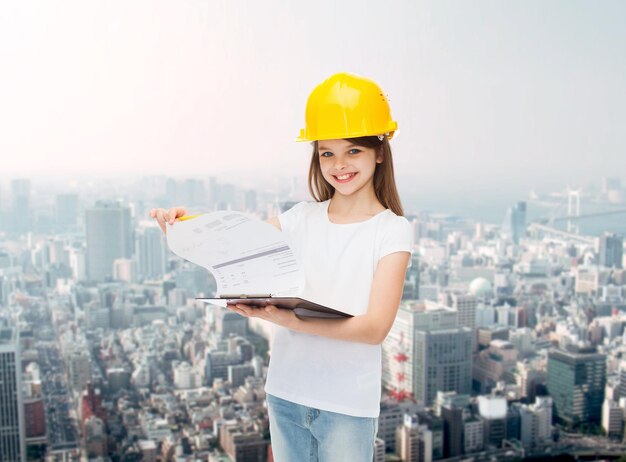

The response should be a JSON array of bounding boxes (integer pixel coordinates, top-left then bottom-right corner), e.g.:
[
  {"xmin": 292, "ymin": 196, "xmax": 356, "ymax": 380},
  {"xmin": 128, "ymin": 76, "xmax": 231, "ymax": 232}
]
[{"xmin": 527, "ymin": 223, "xmax": 598, "ymax": 245}]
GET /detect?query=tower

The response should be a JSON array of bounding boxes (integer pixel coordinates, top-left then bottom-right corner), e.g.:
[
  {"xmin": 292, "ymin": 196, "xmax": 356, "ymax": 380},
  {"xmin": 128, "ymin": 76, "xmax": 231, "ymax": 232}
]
[
  {"xmin": 567, "ymin": 188, "xmax": 581, "ymax": 234},
  {"xmin": 502, "ymin": 201, "xmax": 527, "ymax": 244},
  {"xmin": 0, "ymin": 326, "xmax": 26, "ymax": 461},
  {"xmin": 599, "ymin": 233, "xmax": 623, "ymax": 269},
  {"xmin": 85, "ymin": 201, "xmax": 133, "ymax": 281},
  {"xmin": 547, "ymin": 345, "xmax": 606, "ymax": 428},
  {"xmin": 136, "ymin": 226, "xmax": 168, "ymax": 280},
  {"xmin": 10, "ymin": 179, "xmax": 31, "ymax": 236},
  {"xmin": 55, "ymin": 193, "xmax": 80, "ymax": 229}
]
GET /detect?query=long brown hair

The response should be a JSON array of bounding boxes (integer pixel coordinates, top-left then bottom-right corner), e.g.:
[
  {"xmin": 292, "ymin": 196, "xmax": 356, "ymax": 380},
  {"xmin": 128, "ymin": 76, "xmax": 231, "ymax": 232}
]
[{"xmin": 307, "ymin": 136, "xmax": 404, "ymax": 216}]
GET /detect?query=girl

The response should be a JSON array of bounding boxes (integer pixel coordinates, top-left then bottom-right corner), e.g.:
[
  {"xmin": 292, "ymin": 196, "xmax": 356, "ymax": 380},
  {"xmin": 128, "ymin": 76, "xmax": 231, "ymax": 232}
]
[{"xmin": 150, "ymin": 72, "xmax": 413, "ymax": 461}]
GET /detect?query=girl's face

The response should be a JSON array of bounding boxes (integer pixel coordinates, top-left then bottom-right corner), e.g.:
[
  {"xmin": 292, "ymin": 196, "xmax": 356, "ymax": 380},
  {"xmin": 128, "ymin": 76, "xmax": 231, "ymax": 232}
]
[{"xmin": 317, "ymin": 138, "xmax": 383, "ymax": 197}]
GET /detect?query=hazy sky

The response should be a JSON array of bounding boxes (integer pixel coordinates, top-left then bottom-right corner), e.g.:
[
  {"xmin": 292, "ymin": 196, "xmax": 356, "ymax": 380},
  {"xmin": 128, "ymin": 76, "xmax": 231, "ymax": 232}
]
[{"xmin": 1, "ymin": 0, "xmax": 625, "ymax": 197}]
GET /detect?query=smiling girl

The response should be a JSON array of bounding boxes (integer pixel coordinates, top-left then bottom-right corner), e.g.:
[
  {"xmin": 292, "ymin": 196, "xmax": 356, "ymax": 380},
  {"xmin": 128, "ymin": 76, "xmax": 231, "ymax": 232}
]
[{"xmin": 151, "ymin": 72, "xmax": 413, "ymax": 461}]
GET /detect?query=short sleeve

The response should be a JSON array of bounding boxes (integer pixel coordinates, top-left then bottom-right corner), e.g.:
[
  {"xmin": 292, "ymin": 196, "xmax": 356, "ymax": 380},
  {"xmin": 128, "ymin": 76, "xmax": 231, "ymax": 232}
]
[
  {"xmin": 379, "ymin": 216, "xmax": 414, "ymax": 268},
  {"xmin": 277, "ymin": 201, "xmax": 308, "ymax": 234}
]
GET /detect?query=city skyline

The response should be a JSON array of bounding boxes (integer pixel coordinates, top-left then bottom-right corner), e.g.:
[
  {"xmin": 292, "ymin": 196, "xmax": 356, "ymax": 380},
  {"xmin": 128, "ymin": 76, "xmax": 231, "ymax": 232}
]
[
  {"xmin": 1, "ymin": 168, "xmax": 626, "ymax": 460},
  {"xmin": 1, "ymin": 174, "xmax": 625, "ymax": 238}
]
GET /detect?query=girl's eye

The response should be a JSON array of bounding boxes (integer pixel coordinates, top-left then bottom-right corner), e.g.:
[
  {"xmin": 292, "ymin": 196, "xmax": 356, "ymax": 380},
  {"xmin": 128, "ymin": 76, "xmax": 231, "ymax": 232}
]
[
  {"xmin": 320, "ymin": 152, "xmax": 333, "ymax": 158},
  {"xmin": 348, "ymin": 148, "xmax": 361, "ymax": 155}
]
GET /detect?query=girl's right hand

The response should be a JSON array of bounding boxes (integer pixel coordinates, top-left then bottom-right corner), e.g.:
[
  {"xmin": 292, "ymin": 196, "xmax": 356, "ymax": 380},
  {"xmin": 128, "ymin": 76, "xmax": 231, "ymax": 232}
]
[{"xmin": 149, "ymin": 206, "xmax": 188, "ymax": 234}]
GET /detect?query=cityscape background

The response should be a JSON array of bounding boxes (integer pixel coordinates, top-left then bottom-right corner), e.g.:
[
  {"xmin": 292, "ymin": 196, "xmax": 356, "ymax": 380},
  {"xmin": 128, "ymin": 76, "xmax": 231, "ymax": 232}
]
[
  {"xmin": 1, "ymin": 174, "xmax": 626, "ymax": 461},
  {"xmin": 2, "ymin": 0, "xmax": 626, "ymax": 461}
]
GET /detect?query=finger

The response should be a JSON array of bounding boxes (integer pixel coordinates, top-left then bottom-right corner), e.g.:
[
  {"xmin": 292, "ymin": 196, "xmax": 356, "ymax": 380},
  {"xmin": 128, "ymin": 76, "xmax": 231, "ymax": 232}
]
[
  {"xmin": 173, "ymin": 207, "xmax": 187, "ymax": 221},
  {"xmin": 228, "ymin": 303, "xmax": 243, "ymax": 313},
  {"xmin": 167, "ymin": 207, "xmax": 184, "ymax": 225},
  {"xmin": 235, "ymin": 305, "xmax": 251, "ymax": 317},
  {"xmin": 155, "ymin": 209, "xmax": 167, "ymax": 234},
  {"xmin": 237, "ymin": 304, "xmax": 261, "ymax": 318},
  {"xmin": 166, "ymin": 208, "xmax": 177, "ymax": 225}
]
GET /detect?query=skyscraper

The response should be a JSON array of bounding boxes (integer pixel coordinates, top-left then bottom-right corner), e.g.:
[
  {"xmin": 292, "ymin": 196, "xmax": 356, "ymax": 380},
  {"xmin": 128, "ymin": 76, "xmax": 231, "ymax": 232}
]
[
  {"xmin": 599, "ymin": 233, "xmax": 623, "ymax": 269},
  {"xmin": 10, "ymin": 179, "xmax": 31, "ymax": 236},
  {"xmin": 395, "ymin": 414, "xmax": 432, "ymax": 462},
  {"xmin": 414, "ymin": 327, "xmax": 473, "ymax": 406},
  {"xmin": 383, "ymin": 303, "xmax": 459, "ymax": 403},
  {"xmin": 547, "ymin": 345, "xmax": 606, "ymax": 428},
  {"xmin": 450, "ymin": 293, "xmax": 477, "ymax": 330},
  {"xmin": 136, "ymin": 226, "xmax": 167, "ymax": 280},
  {"xmin": 402, "ymin": 254, "xmax": 420, "ymax": 301},
  {"xmin": 85, "ymin": 201, "xmax": 133, "ymax": 281},
  {"xmin": 516, "ymin": 397, "xmax": 553, "ymax": 448},
  {"xmin": 502, "ymin": 201, "xmax": 526, "ymax": 244},
  {"xmin": 0, "ymin": 326, "xmax": 26, "ymax": 462},
  {"xmin": 55, "ymin": 193, "xmax": 80, "ymax": 228}
]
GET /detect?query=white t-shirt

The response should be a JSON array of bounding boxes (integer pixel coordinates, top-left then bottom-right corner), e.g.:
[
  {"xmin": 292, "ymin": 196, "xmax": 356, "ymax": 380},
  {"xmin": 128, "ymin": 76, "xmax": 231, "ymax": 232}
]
[{"xmin": 264, "ymin": 199, "xmax": 413, "ymax": 417}]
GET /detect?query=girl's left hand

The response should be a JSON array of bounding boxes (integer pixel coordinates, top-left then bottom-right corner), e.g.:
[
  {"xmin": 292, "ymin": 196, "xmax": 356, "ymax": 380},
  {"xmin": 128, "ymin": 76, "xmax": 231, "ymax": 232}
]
[{"xmin": 227, "ymin": 303, "xmax": 297, "ymax": 329}]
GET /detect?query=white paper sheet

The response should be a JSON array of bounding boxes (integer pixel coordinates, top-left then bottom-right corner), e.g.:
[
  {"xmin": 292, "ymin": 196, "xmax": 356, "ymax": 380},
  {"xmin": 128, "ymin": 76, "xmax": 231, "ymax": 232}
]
[{"xmin": 165, "ymin": 211, "xmax": 305, "ymax": 302}]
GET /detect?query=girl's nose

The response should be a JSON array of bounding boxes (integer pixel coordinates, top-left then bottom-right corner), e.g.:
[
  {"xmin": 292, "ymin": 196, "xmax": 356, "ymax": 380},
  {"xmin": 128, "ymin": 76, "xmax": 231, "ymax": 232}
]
[{"xmin": 333, "ymin": 158, "xmax": 347, "ymax": 170}]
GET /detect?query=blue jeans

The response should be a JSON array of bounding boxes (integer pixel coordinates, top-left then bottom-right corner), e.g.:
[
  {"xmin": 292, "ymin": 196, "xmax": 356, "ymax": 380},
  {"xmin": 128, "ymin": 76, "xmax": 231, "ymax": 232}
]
[{"xmin": 266, "ymin": 393, "xmax": 378, "ymax": 462}]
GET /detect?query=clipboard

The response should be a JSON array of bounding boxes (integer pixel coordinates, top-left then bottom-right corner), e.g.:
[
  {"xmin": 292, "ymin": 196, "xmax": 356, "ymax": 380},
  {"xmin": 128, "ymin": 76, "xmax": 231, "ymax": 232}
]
[{"xmin": 196, "ymin": 294, "xmax": 353, "ymax": 319}]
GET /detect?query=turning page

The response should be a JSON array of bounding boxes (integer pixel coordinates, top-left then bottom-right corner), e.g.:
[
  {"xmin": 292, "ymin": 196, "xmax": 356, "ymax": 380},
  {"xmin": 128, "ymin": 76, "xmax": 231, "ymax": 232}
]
[{"xmin": 165, "ymin": 211, "xmax": 305, "ymax": 301}]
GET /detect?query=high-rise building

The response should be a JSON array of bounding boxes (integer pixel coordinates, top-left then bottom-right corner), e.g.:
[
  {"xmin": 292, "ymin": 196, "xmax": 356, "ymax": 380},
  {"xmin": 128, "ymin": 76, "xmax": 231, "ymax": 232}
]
[
  {"xmin": 84, "ymin": 417, "xmax": 107, "ymax": 458},
  {"xmin": 244, "ymin": 189, "xmax": 257, "ymax": 213},
  {"xmin": 547, "ymin": 345, "xmax": 606, "ymax": 428},
  {"xmin": 396, "ymin": 414, "xmax": 432, "ymax": 462},
  {"xmin": 440, "ymin": 400, "xmax": 465, "ymax": 458},
  {"xmin": 205, "ymin": 351, "xmax": 242, "ymax": 386},
  {"xmin": 80, "ymin": 383, "xmax": 107, "ymax": 430},
  {"xmin": 599, "ymin": 233, "xmax": 623, "ymax": 269},
  {"xmin": 377, "ymin": 400, "xmax": 420, "ymax": 453},
  {"xmin": 112, "ymin": 258, "xmax": 137, "ymax": 283},
  {"xmin": 383, "ymin": 303, "xmax": 458, "ymax": 402},
  {"xmin": 55, "ymin": 193, "xmax": 79, "ymax": 228},
  {"xmin": 601, "ymin": 177, "xmax": 622, "ymax": 193},
  {"xmin": 463, "ymin": 414, "xmax": 484, "ymax": 454},
  {"xmin": 473, "ymin": 340, "xmax": 518, "ymax": 394},
  {"xmin": 516, "ymin": 397, "xmax": 552, "ymax": 448},
  {"xmin": 85, "ymin": 201, "xmax": 133, "ymax": 281},
  {"xmin": 68, "ymin": 349, "xmax": 92, "ymax": 393},
  {"xmin": 219, "ymin": 420, "xmax": 268, "ymax": 462},
  {"xmin": 23, "ymin": 395, "xmax": 46, "ymax": 441},
  {"xmin": 207, "ymin": 177, "xmax": 220, "ymax": 209},
  {"xmin": 384, "ymin": 303, "xmax": 471, "ymax": 407},
  {"xmin": 136, "ymin": 226, "xmax": 167, "ymax": 280},
  {"xmin": 402, "ymin": 254, "xmax": 420, "ymax": 301},
  {"xmin": 414, "ymin": 327, "xmax": 473, "ymax": 406},
  {"xmin": 373, "ymin": 437, "xmax": 385, "ymax": 462},
  {"xmin": 502, "ymin": 201, "xmax": 526, "ymax": 244},
  {"xmin": 477, "ymin": 395, "xmax": 507, "ymax": 448},
  {"xmin": 450, "ymin": 293, "xmax": 477, "ymax": 330},
  {"xmin": 416, "ymin": 411, "xmax": 444, "ymax": 460},
  {"xmin": 619, "ymin": 361, "xmax": 626, "ymax": 399},
  {"xmin": 0, "ymin": 326, "xmax": 26, "ymax": 462},
  {"xmin": 181, "ymin": 178, "xmax": 205, "ymax": 206},
  {"xmin": 10, "ymin": 179, "xmax": 31, "ymax": 236},
  {"xmin": 601, "ymin": 398, "xmax": 624, "ymax": 438}
]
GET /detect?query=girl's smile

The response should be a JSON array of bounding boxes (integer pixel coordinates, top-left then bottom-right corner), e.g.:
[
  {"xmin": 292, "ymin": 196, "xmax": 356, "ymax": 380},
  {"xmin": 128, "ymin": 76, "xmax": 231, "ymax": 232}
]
[{"xmin": 333, "ymin": 172, "xmax": 358, "ymax": 183}]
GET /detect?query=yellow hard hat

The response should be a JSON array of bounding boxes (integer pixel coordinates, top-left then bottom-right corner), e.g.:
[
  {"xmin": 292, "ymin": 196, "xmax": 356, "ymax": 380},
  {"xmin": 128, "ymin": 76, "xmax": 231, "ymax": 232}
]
[{"xmin": 297, "ymin": 72, "xmax": 398, "ymax": 142}]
